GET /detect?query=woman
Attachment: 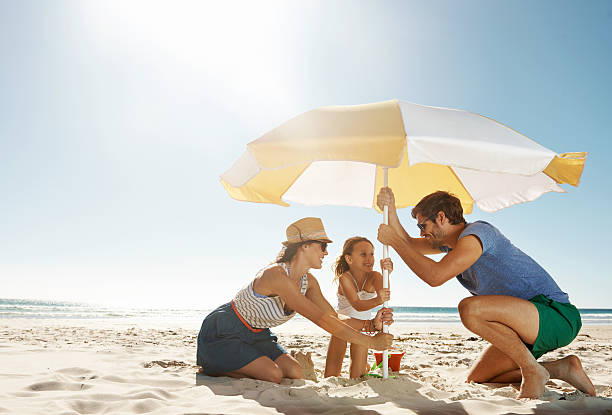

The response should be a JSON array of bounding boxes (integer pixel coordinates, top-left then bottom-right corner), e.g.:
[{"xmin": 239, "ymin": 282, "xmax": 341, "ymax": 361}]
[{"xmin": 197, "ymin": 217, "xmax": 394, "ymax": 383}]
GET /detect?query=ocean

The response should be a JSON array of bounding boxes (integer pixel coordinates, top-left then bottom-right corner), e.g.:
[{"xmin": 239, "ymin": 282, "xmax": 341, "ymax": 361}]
[{"xmin": 1, "ymin": 298, "xmax": 611, "ymax": 325}]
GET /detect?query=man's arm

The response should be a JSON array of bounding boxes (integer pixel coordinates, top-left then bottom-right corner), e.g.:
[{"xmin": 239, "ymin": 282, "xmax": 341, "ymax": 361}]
[{"xmin": 380, "ymin": 226, "xmax": 483, "ymax": 287}]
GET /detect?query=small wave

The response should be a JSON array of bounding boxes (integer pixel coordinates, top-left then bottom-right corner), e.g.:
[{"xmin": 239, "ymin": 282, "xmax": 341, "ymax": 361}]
[{"xmin": 1, "ymin": 298, "xmax": 610, "ymax": 323}]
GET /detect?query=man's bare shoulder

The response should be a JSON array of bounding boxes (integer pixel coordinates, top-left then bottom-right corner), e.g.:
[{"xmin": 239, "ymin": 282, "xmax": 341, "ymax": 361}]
[{"xmin": 456, "ymin": 234, "xmax": 483, "ymax": 253}]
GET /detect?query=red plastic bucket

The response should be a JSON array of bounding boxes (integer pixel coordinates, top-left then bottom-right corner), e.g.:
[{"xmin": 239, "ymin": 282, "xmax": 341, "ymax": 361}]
[{"xmin": 374, "ymin": 350, "xmax": 405, "ymax": 372}]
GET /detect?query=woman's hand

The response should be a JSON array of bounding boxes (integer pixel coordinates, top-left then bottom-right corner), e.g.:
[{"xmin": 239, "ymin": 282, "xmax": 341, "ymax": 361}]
[
  {"xmin": 376, "ymin": 288, "xmax": 391, "ymax": 305},
  {"xmin": 380, "ymin": 258, "xmax": 393, "ymax": 275},
  {"xmin": 370, "ymin": 332, "xmax": 394, "ymax": 350},
  {"xmin": 372, "ymin": 307, "xmax": 394, "ymax": 330}
]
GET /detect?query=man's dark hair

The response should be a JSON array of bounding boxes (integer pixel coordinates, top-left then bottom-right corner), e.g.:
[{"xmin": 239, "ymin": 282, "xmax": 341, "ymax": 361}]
[{"xmin": 411, "ymin": 191, "xmax": 466, "ymax": 225}]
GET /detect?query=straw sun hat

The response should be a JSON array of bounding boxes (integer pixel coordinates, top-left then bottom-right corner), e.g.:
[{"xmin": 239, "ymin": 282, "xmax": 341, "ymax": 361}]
[{"xmin": 282, "ymin": 217, "xmax": 333, "ymax": 247}]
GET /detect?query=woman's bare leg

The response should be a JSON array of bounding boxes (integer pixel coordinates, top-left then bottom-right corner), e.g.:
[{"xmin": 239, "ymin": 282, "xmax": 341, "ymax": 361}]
[
  {"xmin": 220, "ymin": 356, "xmax": 284, "ymax": 383},
  {"xmin": 275, "ymin": 353, "xmax": 303, "ymax": 379}
]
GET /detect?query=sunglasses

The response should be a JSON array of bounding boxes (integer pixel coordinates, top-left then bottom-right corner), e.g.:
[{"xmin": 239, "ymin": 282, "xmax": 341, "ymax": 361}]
[
  {"xmin": 316, "ymin": 241, "xmax": 328, "ymax": 252},
  {"xmin": 417, "ymin": 215, "xmax": 437, "ymax": 232}
]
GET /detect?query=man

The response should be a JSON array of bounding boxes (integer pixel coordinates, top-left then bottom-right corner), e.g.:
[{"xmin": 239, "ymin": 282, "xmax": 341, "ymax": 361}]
[{"xmin": 376, "ymin": 188, "xmax": 595, "ymax": 398}]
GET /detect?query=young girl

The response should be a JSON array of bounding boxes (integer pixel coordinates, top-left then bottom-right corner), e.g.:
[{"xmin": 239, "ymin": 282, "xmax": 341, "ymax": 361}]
[
  {"xmin": 197, "ymin": 218, "xmax": 393, "ymax": 383},
  {"xmin": 324, "ymin": 236, "xmax": 392, "ymax": 378}
]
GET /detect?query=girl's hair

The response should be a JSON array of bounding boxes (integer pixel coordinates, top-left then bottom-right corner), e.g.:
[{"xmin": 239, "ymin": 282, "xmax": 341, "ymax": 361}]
[
  {"xmin": 333, "ymin": 236, "xmax": 373, "ymax": 282},
  {"xmin": 275, "ymin": 241, "xmax": 309, "ymax": 263}
]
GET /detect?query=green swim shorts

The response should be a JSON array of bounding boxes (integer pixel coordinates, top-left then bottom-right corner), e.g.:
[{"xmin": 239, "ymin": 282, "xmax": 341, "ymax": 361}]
[{"xmin": 527, "ymin": 294, "xmax": 582, "ymax": 359}]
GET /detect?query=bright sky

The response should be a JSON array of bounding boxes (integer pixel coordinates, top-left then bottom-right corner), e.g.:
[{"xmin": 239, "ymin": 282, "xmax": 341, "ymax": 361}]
[{"xmin": 1, "ymin": 1, "xmax": 611, "ymax": 309}]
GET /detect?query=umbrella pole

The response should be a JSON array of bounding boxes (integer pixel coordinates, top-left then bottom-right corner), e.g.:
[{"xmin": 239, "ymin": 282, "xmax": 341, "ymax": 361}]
[{"xmin": 382, "ymin": 168, "xmax": 390, "ymax": 379}]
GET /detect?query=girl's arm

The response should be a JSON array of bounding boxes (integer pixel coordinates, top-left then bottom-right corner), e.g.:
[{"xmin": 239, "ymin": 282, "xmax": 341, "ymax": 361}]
[
  {"xmin": 372, "ymin": 271, "xmax": 389, "ymax": 299},
  {"xmin": 339, "ymin": 272, "xmax": 388, "ymax": 311},
  {"xmin": 263, "ymin": 268, "xmax": 392, "ymax": 350},
  {"xmin": 374, "ymin": 258, "xmax": 393, "ymax": 302}
]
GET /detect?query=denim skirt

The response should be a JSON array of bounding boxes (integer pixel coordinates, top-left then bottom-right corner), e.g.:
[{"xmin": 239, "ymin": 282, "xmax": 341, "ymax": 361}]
[{"xmin": 196, "ymin": 302, "xmax": 287, "ymax": 375}]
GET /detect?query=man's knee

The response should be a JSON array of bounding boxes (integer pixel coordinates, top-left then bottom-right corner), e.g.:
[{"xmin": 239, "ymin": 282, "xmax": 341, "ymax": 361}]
[
  {"xmin": 465, "ymin": 361, "xmax": 494, "ymax": 383},
  {"xmin": 458, "ymin": 297, "xmax": 483, "ymax": 327},
  {"xmin": 466, "ymin": 372, "xmax": 487, "ymax": 384}
]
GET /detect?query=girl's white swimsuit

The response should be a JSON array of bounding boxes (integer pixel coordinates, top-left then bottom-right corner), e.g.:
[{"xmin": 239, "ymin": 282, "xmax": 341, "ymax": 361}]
[{"xmin": 336, "ymin": 271, "xmax": 377, "ymax": 320}]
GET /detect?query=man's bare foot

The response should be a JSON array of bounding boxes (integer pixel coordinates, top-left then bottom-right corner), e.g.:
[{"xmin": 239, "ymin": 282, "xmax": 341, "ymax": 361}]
[
  {"xmin": 544, "ymin": 355, "xmax": 596, "ymax": 396},
  {"xmin": 518, "ymin": 363, "xmax": 549, "ymax": 398}
]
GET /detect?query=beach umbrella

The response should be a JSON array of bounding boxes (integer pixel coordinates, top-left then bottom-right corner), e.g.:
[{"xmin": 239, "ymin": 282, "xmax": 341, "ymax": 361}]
[{"xmin": 220, "ymin": 99, "xmax": 586, "ymax": 378}]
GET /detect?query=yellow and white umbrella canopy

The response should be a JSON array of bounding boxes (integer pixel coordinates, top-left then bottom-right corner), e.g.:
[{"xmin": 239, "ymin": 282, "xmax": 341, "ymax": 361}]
[{"xmin": 221, "ymin": 100, "xmax": 585, "ymax": 214}]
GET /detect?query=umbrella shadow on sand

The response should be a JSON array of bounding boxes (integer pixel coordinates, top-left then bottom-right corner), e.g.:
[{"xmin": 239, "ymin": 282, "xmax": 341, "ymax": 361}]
[
  {"xmin": 530, "ymin": 389, "xmax": 612, "ymax": 414},
  {"xmin": 479, "ymin": 381, "xmax": 612, "ymax": 414},
  {"xmin": 195, "ymin": 373, "xmax": 469, "ymax": 415},
  {"xmin": 195, "ymin": 373, "xmax": 612, "ymax": 414}
]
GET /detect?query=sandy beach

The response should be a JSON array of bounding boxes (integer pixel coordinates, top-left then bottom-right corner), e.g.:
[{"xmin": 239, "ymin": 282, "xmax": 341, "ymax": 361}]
[{"xmin": 1, "ymin": 318, "xmax": 610, "ymax": 415}]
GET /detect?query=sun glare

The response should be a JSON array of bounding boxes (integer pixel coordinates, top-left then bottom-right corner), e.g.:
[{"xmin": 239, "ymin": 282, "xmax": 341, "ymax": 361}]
[{"xmin": 77, "ymin": 1, "xmax": 298, "ymax": 115}]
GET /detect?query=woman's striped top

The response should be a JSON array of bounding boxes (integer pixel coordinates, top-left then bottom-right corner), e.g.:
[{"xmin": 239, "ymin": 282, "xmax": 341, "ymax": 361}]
[{"xmin": 232, "ymin": 262, "xmax": 308, "ymax": 329}]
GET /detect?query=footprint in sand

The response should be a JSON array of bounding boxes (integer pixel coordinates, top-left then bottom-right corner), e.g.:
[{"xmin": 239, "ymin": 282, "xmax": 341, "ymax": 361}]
[{"xmin": 27, "ymin": 381, "xmax": 92, "ymax": 391}]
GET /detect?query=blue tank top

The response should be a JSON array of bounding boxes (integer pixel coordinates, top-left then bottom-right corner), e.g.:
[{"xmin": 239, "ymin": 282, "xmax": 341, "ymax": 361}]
[{"xmin": 440, "ymin": 221, "xmax": 570, "ymax": 303}]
